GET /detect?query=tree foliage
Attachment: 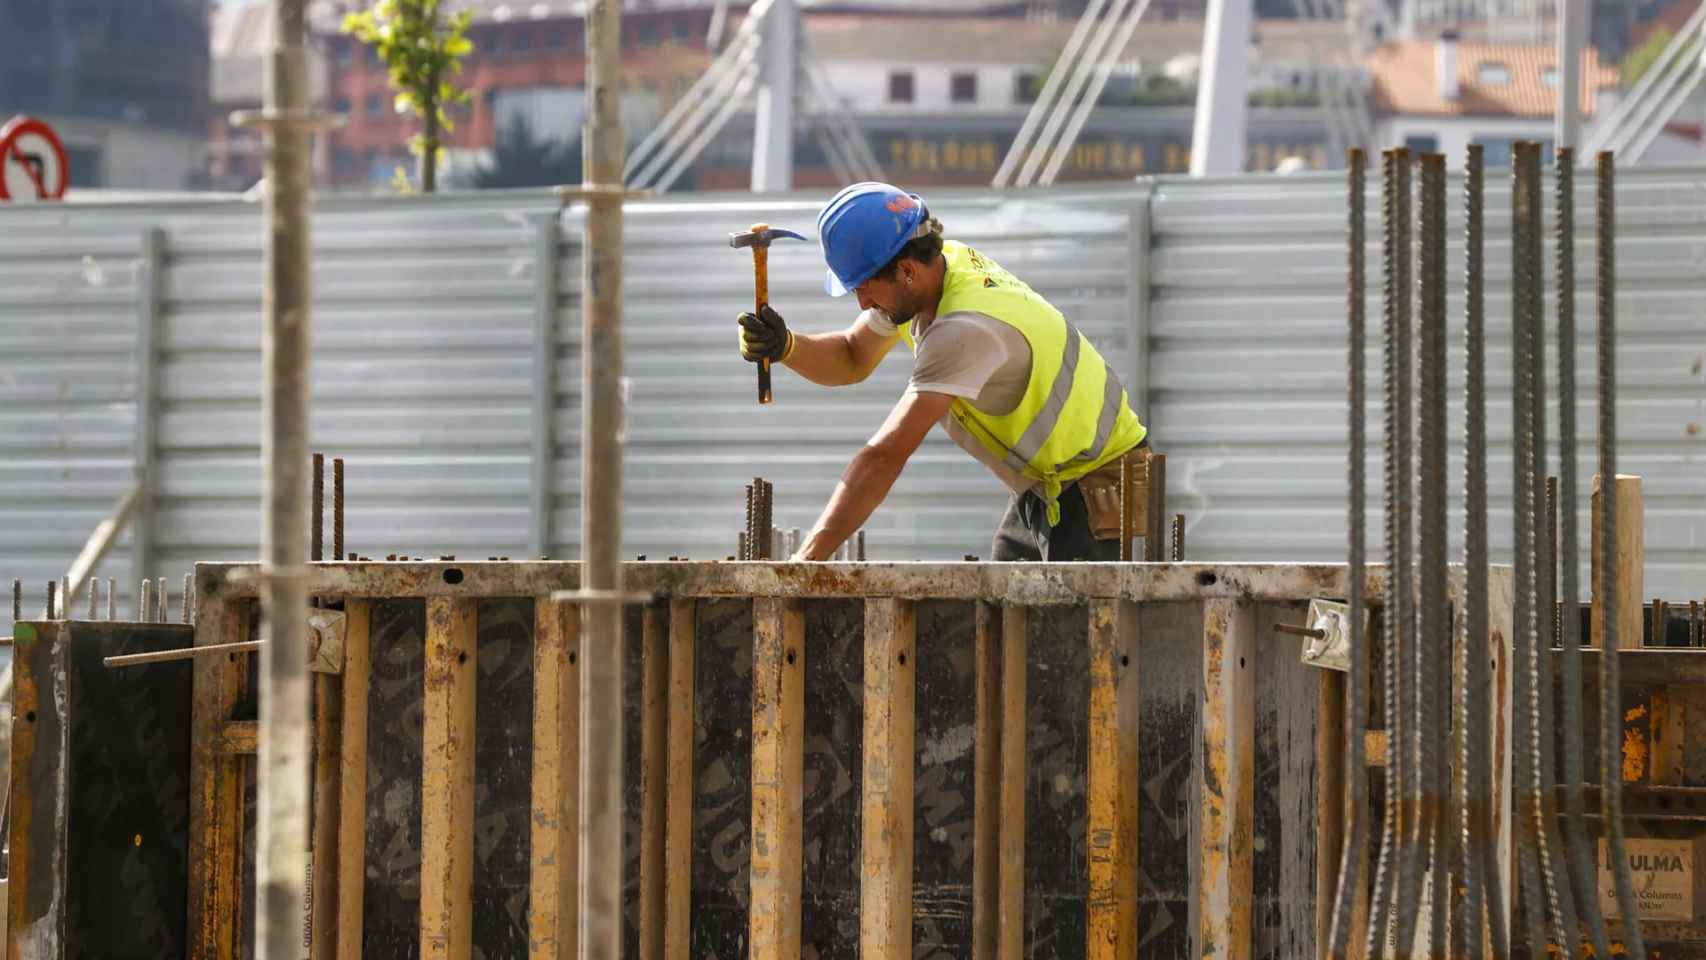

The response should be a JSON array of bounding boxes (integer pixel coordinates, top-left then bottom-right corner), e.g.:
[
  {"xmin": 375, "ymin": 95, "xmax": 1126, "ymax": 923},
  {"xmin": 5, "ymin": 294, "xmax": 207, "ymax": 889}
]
[
  {"xmin": 474, "ymin": 115, "xmax": 583, "ymax": 189},
  {"xmin": 1624, "ymin": 26, "xmax": 1675, "ymax": 86},
  {"xmin": 342, "ymin": 0, "xmax": 475, "ymax": 192}
]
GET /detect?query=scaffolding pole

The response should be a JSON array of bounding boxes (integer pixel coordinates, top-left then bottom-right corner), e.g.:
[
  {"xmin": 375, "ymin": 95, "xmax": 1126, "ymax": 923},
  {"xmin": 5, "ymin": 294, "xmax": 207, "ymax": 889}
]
[{"xmin": 580, "ymin": 1, "xmax": 627, "ymax": 957}]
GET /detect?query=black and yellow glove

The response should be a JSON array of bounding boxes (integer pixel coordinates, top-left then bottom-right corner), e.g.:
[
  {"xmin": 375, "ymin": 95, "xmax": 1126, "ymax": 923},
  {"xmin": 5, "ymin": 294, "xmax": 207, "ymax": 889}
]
[{"xmin": 737, "ymin": 305, "xmax": 794, "ymax": 364}]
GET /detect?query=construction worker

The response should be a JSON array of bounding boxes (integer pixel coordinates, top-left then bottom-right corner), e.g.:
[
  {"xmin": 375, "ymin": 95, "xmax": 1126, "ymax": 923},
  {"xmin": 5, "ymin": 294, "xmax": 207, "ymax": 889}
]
[{"xmin": 738, "ymin": 181, "xmax": 1149, "ymax": 562}]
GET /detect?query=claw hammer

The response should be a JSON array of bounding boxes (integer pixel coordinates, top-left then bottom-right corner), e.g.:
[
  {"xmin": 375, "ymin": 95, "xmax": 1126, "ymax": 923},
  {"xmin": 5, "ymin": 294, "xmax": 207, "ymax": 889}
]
[{"xmin": 729, "ymin": 222, "xmax": 808, "ymax": 404}]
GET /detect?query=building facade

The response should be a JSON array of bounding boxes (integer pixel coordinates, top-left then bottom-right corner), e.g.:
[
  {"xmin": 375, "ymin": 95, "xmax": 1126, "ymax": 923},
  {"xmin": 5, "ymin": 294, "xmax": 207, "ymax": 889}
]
[{"xmin": 0, "ymin": 0, "xmax": 210, "ymax": 191}]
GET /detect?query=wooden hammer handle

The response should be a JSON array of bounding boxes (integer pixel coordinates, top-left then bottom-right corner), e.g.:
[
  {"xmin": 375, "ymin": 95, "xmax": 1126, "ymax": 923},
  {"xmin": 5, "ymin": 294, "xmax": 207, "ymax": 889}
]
[{"xmin": 752, "ymin": 241, "xmax": 772, "ymax": 404}]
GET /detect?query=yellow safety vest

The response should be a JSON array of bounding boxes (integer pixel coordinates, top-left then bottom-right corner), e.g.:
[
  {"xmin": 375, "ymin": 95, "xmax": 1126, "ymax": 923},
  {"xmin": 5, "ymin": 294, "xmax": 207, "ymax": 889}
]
[{"xmin": 900, "ymin": 240, "xmax": 1148, "ymax": 523}]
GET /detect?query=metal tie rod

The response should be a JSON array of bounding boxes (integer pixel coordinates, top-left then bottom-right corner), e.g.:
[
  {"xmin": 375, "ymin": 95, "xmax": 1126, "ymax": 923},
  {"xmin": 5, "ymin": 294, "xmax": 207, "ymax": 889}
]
[{"xmin": 992, "ymin": 0, "xmax": 1114, "ymax": 187}]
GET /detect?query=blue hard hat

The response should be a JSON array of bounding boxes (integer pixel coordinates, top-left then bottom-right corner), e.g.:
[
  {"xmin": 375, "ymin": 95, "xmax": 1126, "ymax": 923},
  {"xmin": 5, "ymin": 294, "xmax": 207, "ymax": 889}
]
[{"xmin": 815, "ymin": 182, "xmax": 928, "ymax": 297}]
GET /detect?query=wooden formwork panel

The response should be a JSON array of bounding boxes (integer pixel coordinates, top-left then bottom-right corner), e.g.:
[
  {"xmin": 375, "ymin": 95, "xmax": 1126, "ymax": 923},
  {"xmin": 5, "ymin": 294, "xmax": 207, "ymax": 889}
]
[{"xmin": 189, "ymin": 595, "xmax": 1333, "ymax": 960}]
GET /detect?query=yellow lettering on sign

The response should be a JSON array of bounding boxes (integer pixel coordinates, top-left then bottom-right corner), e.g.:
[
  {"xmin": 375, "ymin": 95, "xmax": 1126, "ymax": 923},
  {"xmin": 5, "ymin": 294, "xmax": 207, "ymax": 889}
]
[
  {"xmin": 1130, "ymin": 145, "xmax": 1145, "ymax": 171},
  {"xmin": 891, "ymin": 141, "xmax": 907, "ymax": 166},
  {"xmin": 944, "ymin": 141, "xmax": 961, "ymax": 170},
  {"xmin": 980, "ymin": 143, "xmax": 997, "ymax": 169}
]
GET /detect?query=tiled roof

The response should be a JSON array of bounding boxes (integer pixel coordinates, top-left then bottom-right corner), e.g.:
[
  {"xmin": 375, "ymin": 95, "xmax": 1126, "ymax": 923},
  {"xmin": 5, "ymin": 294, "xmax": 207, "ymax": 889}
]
[{"xmin": 1367, "ymin": 39, "xmax": 1620, "ymax": 117}]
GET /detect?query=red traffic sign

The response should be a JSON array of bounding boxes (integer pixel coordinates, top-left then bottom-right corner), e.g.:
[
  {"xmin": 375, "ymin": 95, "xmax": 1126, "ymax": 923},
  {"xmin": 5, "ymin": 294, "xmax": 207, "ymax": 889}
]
[{"xmin": 0, "ymin": 115, "xmax": 70, "ymax": 202}]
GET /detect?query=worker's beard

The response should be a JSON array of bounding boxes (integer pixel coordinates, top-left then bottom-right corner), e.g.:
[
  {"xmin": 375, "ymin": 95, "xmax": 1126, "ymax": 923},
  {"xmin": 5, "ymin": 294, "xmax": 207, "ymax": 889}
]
[{"xmin": 887, "ymin": 287, "xmax": 930, "ymax": 327}]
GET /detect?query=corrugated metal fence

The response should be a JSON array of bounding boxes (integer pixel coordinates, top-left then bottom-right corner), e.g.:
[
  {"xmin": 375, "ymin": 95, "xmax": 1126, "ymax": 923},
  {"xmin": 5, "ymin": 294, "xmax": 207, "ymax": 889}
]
[{"xmin": 3, "ymin": 168, "xmax": 1703, "ymax": 637}]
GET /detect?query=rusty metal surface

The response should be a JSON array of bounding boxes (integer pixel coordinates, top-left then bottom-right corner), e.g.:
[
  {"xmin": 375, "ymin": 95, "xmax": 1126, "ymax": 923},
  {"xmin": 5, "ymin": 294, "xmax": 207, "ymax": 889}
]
[{"xmin": 201, "ymin": 560, "xmax": 1458, "ymax": 606}]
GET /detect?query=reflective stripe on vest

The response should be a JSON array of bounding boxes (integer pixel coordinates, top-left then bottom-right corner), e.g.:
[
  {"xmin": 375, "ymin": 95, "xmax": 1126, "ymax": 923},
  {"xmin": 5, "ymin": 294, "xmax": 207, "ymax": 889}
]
[{"xmin": 900, "ymin": 241, "xmax": 1148, "ymax": 523}]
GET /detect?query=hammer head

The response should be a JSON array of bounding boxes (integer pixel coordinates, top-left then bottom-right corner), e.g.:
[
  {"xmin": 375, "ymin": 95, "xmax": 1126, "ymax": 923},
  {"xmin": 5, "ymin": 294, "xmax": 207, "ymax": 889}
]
[{"xmin": 729, "ymin": 222, "xmax": 808, "ymax": 249}]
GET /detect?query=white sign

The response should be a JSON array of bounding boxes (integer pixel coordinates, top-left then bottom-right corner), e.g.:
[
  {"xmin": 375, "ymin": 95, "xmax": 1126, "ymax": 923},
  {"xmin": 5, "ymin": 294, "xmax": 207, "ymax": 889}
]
[{"xmin": 0, "ymin": 115, "xmax": 70, "ymax": 202}]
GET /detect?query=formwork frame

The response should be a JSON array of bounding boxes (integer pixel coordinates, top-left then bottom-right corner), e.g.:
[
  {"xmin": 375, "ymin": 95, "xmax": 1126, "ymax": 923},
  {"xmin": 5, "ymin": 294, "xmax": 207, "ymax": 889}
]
[{"xmin": 176, "ymin": 559, "xmax": 1512, "ymax": 960}]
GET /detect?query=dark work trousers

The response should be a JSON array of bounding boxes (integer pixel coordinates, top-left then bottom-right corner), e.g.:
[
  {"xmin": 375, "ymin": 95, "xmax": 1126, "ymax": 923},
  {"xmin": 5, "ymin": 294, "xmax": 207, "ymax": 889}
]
[
  {"xmin": 989, "ymin": 438, "xmax": 1150, "ymax": 562},
  {"xmin": 990, "ymin": 482, "xmax": 1121, "ymax": 562}
]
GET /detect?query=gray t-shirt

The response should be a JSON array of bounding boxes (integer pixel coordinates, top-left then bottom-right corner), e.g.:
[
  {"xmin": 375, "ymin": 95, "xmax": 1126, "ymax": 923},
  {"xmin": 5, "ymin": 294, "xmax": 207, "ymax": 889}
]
[{"xmin": 864, "ymin": 308, "xmax": 1036, "ymax": 493}]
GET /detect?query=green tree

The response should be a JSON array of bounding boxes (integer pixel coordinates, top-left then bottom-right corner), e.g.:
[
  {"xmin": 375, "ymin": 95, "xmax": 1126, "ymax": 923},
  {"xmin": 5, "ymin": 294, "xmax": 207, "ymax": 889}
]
[
  {"xmin": 1622, "ymin": 25, "xmax": 1683, "ymax": 87},
  {"xmin": 474, "ymin": 115, "xmax": 582, "ymax": 189},
  {"xmin": 342, "ymin": 0, "xmax": 475, "ymax": 193}
]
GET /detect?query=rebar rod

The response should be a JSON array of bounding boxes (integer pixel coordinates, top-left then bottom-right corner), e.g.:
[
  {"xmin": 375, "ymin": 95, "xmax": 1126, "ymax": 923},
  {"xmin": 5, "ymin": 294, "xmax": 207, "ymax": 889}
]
[
  {"xmin": 157, "ymin": 576, "xmax": 168, "ymax": 623},
  {"xmin": 1510, "ymin": 141, "xmax": 1551, "ymax": 958},
  {"xmin": 1327, "ymin": 146, "xmax": 1369, "ymax": 960},
  {"xmin": 139, "ymin": 578, "xmax": 151, "ymax": 623},
  {"xmin": 1596, "ymin": 149, "xmax": 1647, "ymax": 957},
  {"xmin": 13, "ymin": 578, "xmax": 22, "ymax": 623},
  {"xmin": 1417, "ymin": 152, "xmax": 1450, "ymax": 954},
  {"xmin": 1365, "ymin": 148, "xmax": 1402, "ymax": 960},
  {"xmin": 1389, "ymin": 147, "xmax": 1427, "ymax": 959},
  {"xmin": 107, "ymin": 578, "xmax": 115, "ymax": 621},
  {"xmin": 1526, "ymin": 142, "xmax": 1582, "ymax": 956},
  {"xmin": 1458, "ymin": 143, "xmax": 1508, "ymax": 960},
  {"xmin": 333, "ymin": 457, "xmax": 345, "ymax": 561},
  {"xmin": 312, "ymin": 452, "xmax": 324, "ymax": 563},
  {"xmin": 1556, "ymin": 145, "xmax": 1612, "ymax": 959},
  {"xmin": 183, "ymin": 573, "xmax": 193, "ymax": 624},
  {"xmin": 89, "ymin": 578, "xmax": 98, "ymax": 620},
  {"xmin": 48, "ymin": 580, "xmax": 58, "ymax": 621}
]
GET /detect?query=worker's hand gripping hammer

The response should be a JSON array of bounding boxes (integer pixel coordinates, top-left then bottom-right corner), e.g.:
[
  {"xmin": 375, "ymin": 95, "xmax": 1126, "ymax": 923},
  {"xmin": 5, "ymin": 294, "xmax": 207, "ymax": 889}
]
[{"xmin": 729, "ymin": 223, "xmax": 808, "ymax": 404}]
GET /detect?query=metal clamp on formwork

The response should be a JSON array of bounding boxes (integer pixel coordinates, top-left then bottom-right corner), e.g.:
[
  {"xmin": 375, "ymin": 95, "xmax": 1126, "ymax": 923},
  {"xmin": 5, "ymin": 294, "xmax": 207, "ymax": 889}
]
[
  {"xmin": 307, "ymin": 608, "xmax": 345, "ymax": 673},
  {"xmin": 1285, "ymin": 598, "xmax": 1367, "ymax": 673}
]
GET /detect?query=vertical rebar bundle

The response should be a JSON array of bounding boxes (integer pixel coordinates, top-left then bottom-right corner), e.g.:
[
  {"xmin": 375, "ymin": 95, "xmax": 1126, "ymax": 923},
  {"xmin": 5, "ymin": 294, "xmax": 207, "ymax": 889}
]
[
  {"xmin": 1326, "ymin": 146, "xmax": 1368, "ymax": 960},
  {"xmin": 1597, "ymin": 150, "xmax": 1647, "ymax": 956},
  {"xmin": 1556, "ymin": 146, "xmax": 1613, "ymax": 959}
]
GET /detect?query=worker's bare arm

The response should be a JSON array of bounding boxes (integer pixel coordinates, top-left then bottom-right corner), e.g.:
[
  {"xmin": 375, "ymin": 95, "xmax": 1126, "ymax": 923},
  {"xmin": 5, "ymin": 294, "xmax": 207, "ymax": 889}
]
[
  {"xmin": 794, "ymin": 389, "xmax": 954, "ymax": 561},
  {"xmin": 782, "ymin": 313, "xmax": 899, "ymax": 386}
]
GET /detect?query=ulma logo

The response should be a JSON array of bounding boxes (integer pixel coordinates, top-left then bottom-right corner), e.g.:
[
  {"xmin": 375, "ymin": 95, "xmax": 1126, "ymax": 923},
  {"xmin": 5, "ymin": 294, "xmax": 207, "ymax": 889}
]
[
  {"xmin": 1605, "ymin": 849, "xmax": 1686, "ymax": 872},
  {"xmin": 886, "ymin": 193, "xmax": 919, "ymax": 214}
]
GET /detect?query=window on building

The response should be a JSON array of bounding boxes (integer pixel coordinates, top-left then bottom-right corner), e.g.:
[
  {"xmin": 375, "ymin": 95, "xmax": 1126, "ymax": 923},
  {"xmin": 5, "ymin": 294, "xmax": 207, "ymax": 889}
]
[
  {"xmin": 888, "ymin": 70, "xmax": 915, "ymax": 104},
  {"xmin": 1404, "ymin": 135, "xmax": 1438, "ymax": 153},
  {"xmin": 1014, "ymin": 71, "xmax": 1041, "ymax": 103},
  {"xmin": 487, "ymin": 30, "xmax": 506, "ymax": 55},
  {"xmin": 950, "ymin": 72, "xmax": 978, "ymax": 104},
  {"xmin": 638, "ymin": 23, "xmax": 661, "ymax": 46},
  {"xmin": 1477, "ymin": 62, "xmax": 1511, "ymax": 85},
  {"xmin": 1541, "ymin": 67, "xmax": 1558, "ymax": 87},
  {"xmin": 673, "ymin": 18, "xmax": 693, "ymax": 43},
  {"xmin": 333, "ymin": 95, "xmax": 352, "ymax": 115},
  {"xmin": 334, "ymin": 41, "xmax": 353, "ymax": 68},
  {"xmin": 365, "ymin": 93, "xmax": 383, "ymax": 117},
  {"xmin": 545, "ymin": 28, "xmax": 566, "ymax": 47},
  {"xmin": 514, "ymin": 30, "xmax": 533, "ymax": 51}
]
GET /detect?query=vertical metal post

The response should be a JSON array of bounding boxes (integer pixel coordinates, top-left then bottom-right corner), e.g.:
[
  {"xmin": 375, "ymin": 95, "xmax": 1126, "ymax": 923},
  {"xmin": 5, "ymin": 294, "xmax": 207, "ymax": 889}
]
[
  {"xmin": 255, "ymin": 0, "xmax": 316, "ymax": 956},
  {"xmin": 531, "ymin": 216, "xmax": 561, "ymax": 560},
  {"xmin": 750, "ymin": 0, "xmax": 796, "ymax": 191},
  {"xmin": 1556, "ymin": 0, "xmax": 1586, "ymax": 148},
  {"xmin": 11, "ymin": 578, "xmax": 19, "ymax": 624},
  {"xmin": 1596, "ymin": 150, "xmax": 1646, "ymax": 956},
  {"xmin": 1189, "ymin": 0, "xmax": 1252, "ymax": 175},
  {"xmin": 580, "ymin": 2, "xmax": 627, "ymax": 957},
  {"xmin": 132, "ymin": 227, "xmax": 165, "ymax": 596}
]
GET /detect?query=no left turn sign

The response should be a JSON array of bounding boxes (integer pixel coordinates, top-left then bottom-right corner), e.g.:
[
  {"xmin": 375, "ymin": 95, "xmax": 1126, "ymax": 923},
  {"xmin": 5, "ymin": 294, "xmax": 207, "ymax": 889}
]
[{"xmin": 0, "ymin": 115, "xmax": 70, "ymax": 202}]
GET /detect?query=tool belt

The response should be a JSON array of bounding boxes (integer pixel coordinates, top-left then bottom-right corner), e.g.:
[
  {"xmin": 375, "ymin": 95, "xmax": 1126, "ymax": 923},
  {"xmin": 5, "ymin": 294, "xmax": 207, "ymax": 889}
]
[{"xmin": 1075, "ymin": 444, "xmax": 1151, "ymax": 542}]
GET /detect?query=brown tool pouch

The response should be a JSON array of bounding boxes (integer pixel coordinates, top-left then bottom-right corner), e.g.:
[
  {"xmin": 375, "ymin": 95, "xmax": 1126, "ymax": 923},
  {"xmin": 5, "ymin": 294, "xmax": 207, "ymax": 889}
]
[{"xmin": 1075, "ymin": 451, "xmax": 1144, "ymax": 541}]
